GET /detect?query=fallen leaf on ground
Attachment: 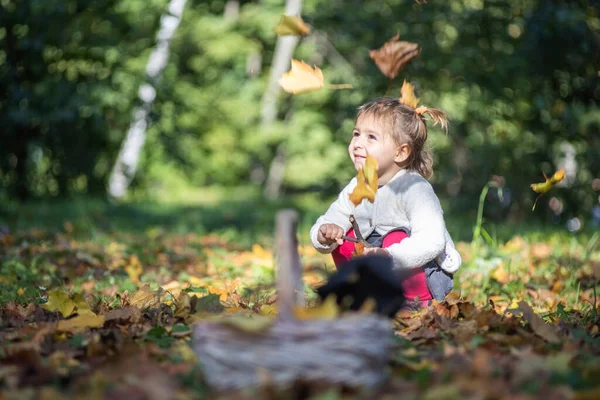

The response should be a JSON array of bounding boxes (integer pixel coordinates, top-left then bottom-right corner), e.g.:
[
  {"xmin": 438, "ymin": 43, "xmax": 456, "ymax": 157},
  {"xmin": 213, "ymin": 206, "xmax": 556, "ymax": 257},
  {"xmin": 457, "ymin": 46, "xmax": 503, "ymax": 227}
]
[
  {"xmin": 57, "ymin": 314, "xmax": 105, "ymax": 332},
  {"xmin": 509, "ymin": 301, "xmax": 561, "ymax": 343},
  {"xmin": 128, "ymin": 285, "xmax": 162, "ymax": 309},
  {"xmin": 293, "ymin": 295, "xmax": 340, "ymax": 320}
]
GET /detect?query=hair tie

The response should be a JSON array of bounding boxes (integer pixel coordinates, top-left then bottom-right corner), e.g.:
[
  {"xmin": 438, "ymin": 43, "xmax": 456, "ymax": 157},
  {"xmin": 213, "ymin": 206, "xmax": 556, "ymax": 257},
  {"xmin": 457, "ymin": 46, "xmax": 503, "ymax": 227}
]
[{"xmin": 415, "ymin": 106, "xmax": 428, "ymax": 115}]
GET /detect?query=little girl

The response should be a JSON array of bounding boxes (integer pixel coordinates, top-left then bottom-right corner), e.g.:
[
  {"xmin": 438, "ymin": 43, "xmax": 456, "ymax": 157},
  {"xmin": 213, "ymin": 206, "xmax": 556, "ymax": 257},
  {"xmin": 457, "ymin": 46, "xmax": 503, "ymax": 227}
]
[{"xmin": 310, "ymin": 93, "xmax": 461, "ymax": 307}]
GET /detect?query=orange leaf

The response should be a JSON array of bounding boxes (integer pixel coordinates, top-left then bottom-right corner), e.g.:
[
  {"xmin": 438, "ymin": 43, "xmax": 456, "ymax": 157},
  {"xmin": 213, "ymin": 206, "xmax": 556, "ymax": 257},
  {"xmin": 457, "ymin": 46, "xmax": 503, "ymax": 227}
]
[
  {"xmin": 349, "ymin": 154, "xmax": 379, "ymax": 206},
  {"xmin": 274, "ymin": 15, "xmax": 311, "ymax": 36},
  {"xmin": 279, "ymin": 59, "xmax": 324, "ymax": 94},
  {"xmin": 368, "ymin": 34, "xmax": 421, "ymax": 80},
  {"xmin": 353, "ymin": 241, "xmax": 365, "ymax": 257},
  {"xmin": 399, "ymin": 80, "xmax": 419, "ymax": 108}
]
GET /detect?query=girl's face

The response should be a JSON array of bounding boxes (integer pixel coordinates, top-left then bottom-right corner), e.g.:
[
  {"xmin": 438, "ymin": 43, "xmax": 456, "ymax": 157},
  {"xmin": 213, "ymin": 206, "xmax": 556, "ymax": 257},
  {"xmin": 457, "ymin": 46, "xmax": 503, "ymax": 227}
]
[{"xmin": 349, "ymin": 114, "xmax": 409, "ymax": 185}]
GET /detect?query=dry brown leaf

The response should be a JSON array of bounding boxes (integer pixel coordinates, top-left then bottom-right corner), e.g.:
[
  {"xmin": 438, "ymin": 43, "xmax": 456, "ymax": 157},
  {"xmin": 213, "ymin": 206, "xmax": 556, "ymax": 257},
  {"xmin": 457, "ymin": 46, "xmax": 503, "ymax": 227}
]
[
  {"xmin": 349, "ymin": 154, "xmax": 378, "ymax": 206},
  {"xmin": 104, "ymin": 307, "xmax": 141, "ymax": 324},
  {"xmin": 399, "ymin": 80, "xmax": 420, "ymax": 108},
  {"xmin": 279, "ymin": 59, "xmax": 324, "ymax": 94},
  {"xmin": 369, "ymin": 34, "xmax": 421, "ymax": 79},
  {"xmin": 274, "ymin": 15, "xmax": 311, "ymax": 36},
  {"xmin": 510, "ymin": 301, "xmax": 561, "ymax": 343}
]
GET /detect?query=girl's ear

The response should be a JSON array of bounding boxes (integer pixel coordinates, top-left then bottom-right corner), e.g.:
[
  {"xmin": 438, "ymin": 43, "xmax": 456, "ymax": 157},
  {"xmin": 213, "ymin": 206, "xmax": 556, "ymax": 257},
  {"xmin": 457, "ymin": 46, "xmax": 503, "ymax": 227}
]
[{"xmin": 395, "ymin": 143, "xmax": 411, "ymax": 164}]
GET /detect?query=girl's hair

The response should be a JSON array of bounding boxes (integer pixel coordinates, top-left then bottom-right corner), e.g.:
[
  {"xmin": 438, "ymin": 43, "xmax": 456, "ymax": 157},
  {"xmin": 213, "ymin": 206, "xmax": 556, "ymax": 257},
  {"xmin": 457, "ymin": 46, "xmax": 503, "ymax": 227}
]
[{"xmin": 356, "ymin": 97, "xmax": 448, "ymax": 179}]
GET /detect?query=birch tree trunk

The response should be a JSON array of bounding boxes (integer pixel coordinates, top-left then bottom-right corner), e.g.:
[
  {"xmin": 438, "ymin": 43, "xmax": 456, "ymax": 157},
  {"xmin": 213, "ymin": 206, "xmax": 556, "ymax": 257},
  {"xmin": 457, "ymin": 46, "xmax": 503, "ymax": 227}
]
[
  {"xmin": 262, "ymin": 0, "xmax": 302, "ymax": 200},
  {"xmin": 107, "ymin": 0, "xmax": 187, "ymax": 199}
]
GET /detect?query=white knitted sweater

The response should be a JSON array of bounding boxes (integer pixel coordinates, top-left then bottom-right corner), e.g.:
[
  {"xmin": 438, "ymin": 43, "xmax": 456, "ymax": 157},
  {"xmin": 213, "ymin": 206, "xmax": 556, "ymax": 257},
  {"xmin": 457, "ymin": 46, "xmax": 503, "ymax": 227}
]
[{"xmin": 310, "ymin": 169, "xmax": 461, "ymax": 273}]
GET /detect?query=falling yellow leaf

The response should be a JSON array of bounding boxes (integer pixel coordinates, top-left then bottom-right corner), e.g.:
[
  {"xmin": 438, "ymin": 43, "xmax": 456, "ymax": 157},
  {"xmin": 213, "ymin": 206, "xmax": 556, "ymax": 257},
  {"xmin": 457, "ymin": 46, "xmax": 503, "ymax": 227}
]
[
  {"xmin": 43, "ymin": 290, "xmax": 76, "ymax": 317},
  {"xmin": 17, "ymin": 288, "xmax": 25, "ymax": 296},
  {"xmin": 57, "ymin": 314, "xmax": 105, "ymax": 332},
  {"xmin": 279, "ymin": 59, "xmax": 324, "ymax": 94},
  {"xmin": 530, "ymin": 168, "xmax": 565, "ymax": 210},
  {"xmin": 274, "ymin": 15, "xmax": 311, "ymax": 36},
  {"xmin": 399, "ymin": 80, "xmax": 419, "ymax": 108},
  {"xmin": 293, "ymin": 295, "xmax": 340, "ymax": 320},
  {"xmin": 349, "ymin": 154, "xmax": 378, "ymax": 206}
]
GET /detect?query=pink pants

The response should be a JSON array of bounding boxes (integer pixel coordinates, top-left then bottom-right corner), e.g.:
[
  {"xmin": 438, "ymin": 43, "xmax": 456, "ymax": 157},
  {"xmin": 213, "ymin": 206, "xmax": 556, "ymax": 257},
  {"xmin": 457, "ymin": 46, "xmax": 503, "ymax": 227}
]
[{"xmin": 331, "ymin": 229, "xmax": 432, "ymax": 303}]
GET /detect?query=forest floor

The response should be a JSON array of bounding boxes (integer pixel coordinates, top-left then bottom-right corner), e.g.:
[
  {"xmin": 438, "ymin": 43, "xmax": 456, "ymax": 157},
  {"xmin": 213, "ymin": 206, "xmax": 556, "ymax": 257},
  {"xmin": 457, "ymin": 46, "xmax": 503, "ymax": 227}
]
[{"xmin": 1, "ymin": 198, "xmax": 599, "ymax": 399}]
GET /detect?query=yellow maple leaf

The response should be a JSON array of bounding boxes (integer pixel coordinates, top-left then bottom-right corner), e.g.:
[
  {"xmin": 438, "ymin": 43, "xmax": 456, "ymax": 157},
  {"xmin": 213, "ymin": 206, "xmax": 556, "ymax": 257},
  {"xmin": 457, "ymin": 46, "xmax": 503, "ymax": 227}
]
[
  {"xmin": 279, "ymin": 59, "xmax": 324, "ymax": 94},
  {"xmin": 43, "ymin": 290, "xmax": 76, "ymax": 317},
  {"xmin": 349, "ymin": 154, "xmax": 379, "ymax": 206},
  {"xmin": 530, "ymin": 168, "xmax": 565, "ymax": 211},
  {"xmin": 57, "ymin": 314, "xmax": 105, "ymax": 332},
  {"xmin": 274, "ymin": 15, "xmax": 311, "ymax": 36},
  {"xmin": 399, "ymin": 80, "xmax": 419, "ymax": 108},
  {"xmin": 292, "ymin": 295, "xmax": 340, "ymax": 320}
]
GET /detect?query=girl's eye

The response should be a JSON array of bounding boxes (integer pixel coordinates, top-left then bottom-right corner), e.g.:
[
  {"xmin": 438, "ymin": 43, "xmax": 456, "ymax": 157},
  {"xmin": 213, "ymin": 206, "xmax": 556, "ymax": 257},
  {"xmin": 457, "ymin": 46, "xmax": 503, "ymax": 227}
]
[
  {"xmin": 368, "ymin": 134, "xmax": 377, "ymax": 140},
  {"xmin": 352, "ymin": 131, "xmax": 360, "ymax": 137}
]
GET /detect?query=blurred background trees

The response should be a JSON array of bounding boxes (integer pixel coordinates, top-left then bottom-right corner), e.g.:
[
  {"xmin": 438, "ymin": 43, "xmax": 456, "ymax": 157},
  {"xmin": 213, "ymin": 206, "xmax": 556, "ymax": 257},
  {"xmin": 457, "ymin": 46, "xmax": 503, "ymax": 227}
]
[{"xmin": 1, "ymin": 0, "xmax": 598, "ymax": 224}]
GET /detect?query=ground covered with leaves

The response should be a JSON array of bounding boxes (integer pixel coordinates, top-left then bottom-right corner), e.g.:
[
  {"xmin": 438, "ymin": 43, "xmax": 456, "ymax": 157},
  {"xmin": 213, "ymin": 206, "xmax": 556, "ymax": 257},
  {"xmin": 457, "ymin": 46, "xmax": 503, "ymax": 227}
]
[{"xmin": 1, "ymin": 205, "xmax": 599, "ymax": 399}]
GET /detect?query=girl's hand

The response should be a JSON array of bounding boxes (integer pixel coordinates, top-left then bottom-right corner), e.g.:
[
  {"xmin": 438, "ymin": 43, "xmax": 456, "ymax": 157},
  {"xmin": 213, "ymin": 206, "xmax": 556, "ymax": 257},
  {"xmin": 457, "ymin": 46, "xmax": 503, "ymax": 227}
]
[
  {"xmin": 317, "ymin": 224, "xmax": 345, "ymax": 246},
  {"xmin": 362, "ymin": 247, "xmax": 391, "ymax": 257}
]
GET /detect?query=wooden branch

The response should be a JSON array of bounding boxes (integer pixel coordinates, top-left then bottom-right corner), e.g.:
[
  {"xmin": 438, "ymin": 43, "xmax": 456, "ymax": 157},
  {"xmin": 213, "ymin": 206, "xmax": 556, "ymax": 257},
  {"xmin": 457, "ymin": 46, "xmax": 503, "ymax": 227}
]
[{"xmin": 349, "ymin": 215, "xmax": 373, "ymax": 247}]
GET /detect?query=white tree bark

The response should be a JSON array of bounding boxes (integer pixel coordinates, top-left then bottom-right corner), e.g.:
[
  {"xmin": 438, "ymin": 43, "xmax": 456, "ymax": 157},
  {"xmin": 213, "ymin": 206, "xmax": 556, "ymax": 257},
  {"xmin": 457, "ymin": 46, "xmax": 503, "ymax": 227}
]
[
  {"xmin": 107, "ymin": 0, "xmax": 187, "ymax": 199},
  {"xmin": 262, "ymin": 0, "xmax": 302, "ymax": 200}
]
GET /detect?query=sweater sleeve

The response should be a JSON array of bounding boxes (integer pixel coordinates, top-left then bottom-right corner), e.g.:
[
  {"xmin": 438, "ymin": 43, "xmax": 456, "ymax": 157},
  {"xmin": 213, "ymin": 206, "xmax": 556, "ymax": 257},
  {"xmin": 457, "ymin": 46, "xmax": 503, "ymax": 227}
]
[
  {"xmin": 309, "ymin": 179, "xmax": 356, "ymax": 254},
  {"xmin": 386, "ymin": 177, "xmax": 446, "ymax": 269},
  {"xmin": 437, "ymin": 229, "xmax": 462, "ymax": 273}
]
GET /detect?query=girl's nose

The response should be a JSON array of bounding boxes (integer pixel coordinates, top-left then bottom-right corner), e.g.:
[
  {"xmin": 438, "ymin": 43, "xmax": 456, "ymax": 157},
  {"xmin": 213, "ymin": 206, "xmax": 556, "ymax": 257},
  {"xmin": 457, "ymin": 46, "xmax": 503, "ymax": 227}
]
[{"xmin": 354, "ymin": 135, "xmax": 365, "ymax": 148}]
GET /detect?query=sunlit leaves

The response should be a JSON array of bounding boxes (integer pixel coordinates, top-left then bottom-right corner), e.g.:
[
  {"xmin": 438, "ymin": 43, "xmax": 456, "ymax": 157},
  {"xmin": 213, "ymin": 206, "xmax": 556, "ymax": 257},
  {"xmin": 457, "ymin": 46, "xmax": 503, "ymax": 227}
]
[
  {"xmin": 349, "ymin": 154, "xmax": 378, "ymax": 206},
  {"xmin": 369, "ymin": 34, "xmax": 421, "ymax": 80},
  {"xmin": 399, "ymin": 80, "xmax": 420, "ymax": 108}
]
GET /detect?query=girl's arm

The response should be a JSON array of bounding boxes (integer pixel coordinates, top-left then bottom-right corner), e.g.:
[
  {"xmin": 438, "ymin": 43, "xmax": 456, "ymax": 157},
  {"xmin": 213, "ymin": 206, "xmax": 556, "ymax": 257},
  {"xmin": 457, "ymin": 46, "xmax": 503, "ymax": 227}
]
[
  {"xmin": 386, "ymin": 177, "xmax": 446, "ymax": 269},
  {"xmin": 310, "ymin": 179, "xmax": 356, "ymax": 253}
]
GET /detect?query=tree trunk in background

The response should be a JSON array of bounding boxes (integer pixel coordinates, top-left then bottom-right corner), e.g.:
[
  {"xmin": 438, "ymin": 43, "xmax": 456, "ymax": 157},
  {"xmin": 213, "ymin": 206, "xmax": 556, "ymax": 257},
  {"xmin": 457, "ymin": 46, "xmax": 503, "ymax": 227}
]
[
  {"xmin": 107, "ymin": 0, "xmax": 187, "ymax": 200},
  {"xmin": 224, "ymin": 0, "xmax": 239, "ymax": 20},
  {"xmin": 262, "ymin": 0, "xmax": 302, "ymax": 200}
]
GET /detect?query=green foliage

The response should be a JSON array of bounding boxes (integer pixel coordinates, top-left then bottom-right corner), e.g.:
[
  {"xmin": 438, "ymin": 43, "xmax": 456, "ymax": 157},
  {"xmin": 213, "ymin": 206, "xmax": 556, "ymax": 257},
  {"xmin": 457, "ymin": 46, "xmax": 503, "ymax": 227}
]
[{"xmin": 1, "ymin": 0, "xmax": 599, "ymax": 222}]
